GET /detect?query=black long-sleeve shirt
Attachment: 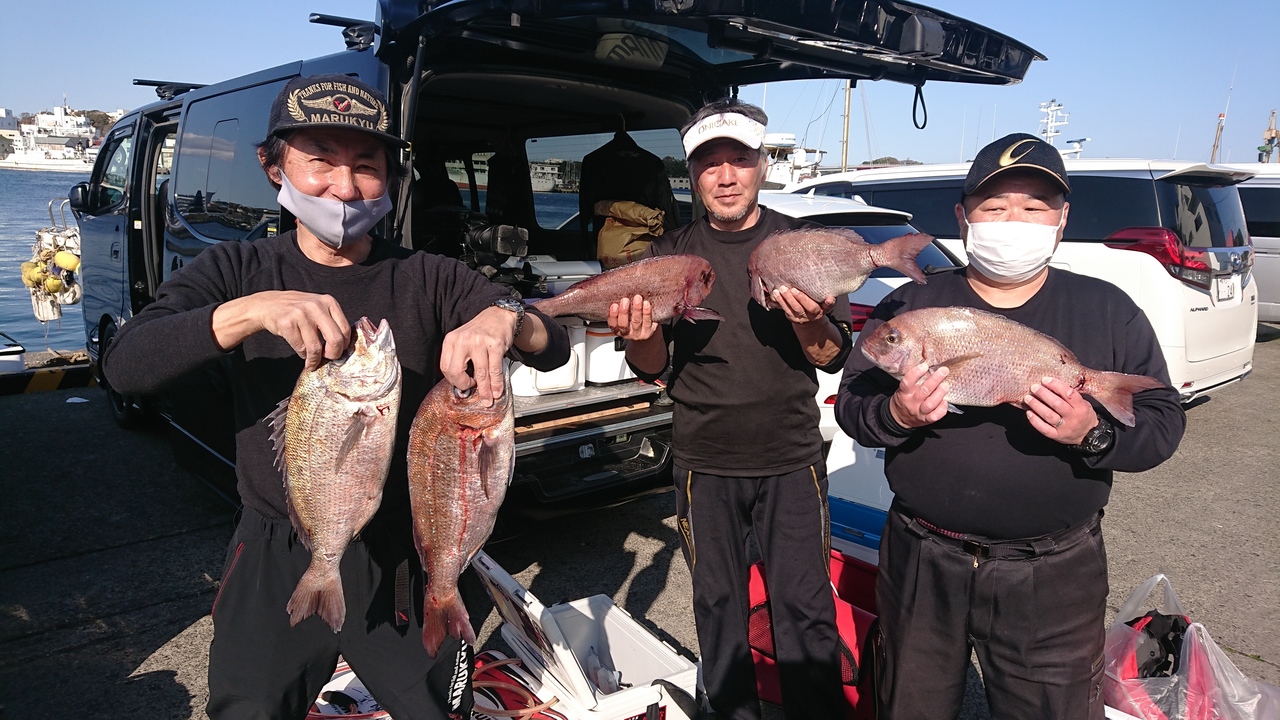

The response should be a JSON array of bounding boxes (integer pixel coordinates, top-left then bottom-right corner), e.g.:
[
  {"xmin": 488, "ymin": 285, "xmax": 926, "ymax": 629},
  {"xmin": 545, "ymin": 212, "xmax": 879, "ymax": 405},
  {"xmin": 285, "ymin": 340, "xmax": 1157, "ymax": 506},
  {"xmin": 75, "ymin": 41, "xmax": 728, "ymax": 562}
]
[
  {"xmin": 836, "ymin": 268, "xmax": 1185, "ymax": 539},
  {"xmin": 633, "ymin": 208, "xmax": 853, "ymax": 476},
  {"xmin": 102, "ymin": 232, "xmax": 569, "ymax": 528}
]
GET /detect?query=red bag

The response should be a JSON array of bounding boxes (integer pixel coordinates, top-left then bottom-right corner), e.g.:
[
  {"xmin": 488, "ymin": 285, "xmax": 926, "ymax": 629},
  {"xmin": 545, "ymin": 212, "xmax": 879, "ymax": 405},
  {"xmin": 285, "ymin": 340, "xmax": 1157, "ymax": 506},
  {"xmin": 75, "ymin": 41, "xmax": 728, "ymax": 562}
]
[{"xmin": 748, "ymin": 550, "xmax": 880, "ymax": 719}]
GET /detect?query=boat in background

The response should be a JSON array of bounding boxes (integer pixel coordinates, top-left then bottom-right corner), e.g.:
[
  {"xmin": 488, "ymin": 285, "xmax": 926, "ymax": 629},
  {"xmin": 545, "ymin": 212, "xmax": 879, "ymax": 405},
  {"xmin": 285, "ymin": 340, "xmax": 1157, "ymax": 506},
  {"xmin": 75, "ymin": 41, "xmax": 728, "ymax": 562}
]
[
  {"xmin": 763, "ymin": 132, "xmax": 825, "ymax": 187},
  {"xmin": 0, "ymin": 102, "xmax": 101, "ymax": 173}
]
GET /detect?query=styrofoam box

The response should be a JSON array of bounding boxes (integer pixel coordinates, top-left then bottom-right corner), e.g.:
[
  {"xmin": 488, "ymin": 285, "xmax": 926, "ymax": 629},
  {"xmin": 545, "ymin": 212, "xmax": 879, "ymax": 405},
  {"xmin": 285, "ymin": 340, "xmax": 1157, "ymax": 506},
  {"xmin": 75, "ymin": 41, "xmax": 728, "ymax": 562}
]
[
  {"xmin": 583, "ymin": 324, "xmax": 635, "ymax": 385},
  {"xmin": 511, "ymin": 317, "xmax": 585, "ymax": 397},
  {"xmin": 0, "ymin": 332, "xmax": 25, "ymax": 374},
  {"xmin": 472, "ymin": 551, "xmax": 698, "ymax": 720}
]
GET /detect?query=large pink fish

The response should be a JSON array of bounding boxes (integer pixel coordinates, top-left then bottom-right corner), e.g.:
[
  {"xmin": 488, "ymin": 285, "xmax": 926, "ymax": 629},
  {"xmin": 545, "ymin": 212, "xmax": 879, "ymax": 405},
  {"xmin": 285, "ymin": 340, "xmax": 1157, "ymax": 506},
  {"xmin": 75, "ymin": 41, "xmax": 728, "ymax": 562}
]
[
  {"xmin": 749, "ymin": 229, "xmax": 933, "ymax": 309},
  {"xmin": 859, "ymin": 307, "xmax": 1167, "ymax": 427},
  {"xmin": 532, "ymin": 254, "xmax": 722, "ymax": 322}
]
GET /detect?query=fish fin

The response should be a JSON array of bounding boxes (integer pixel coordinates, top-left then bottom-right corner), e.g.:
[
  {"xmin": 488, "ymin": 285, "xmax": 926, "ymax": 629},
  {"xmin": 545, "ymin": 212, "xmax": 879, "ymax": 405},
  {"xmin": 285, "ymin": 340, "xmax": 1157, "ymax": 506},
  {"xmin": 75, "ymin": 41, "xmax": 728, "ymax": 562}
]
[
  {"xmin": 1085, "ymin": 371, "xmax": 1167, "ymax": 427},
  {"xmin": 285, "ymin": 492, "xmax": 314, "ymax": 552},
  {"xmin": 946, "ymin": 403, "xmax": 965, "ymax": 415},
  {"xmin": 286, "ymin": 560, "xmax": 345, "ymax": 632},
  {"xmin": 422, "ymin": 589, "xmax": 475, "ymax": 658},
  {"xmin": 265, "ymin": 395, "xmax": 291, "ymax": 476},
  {"xmin": 873, "ymin": 232, "xmax": 934, "ymax": 285},
  {"xmin": 930, "ymin": 352, "xmax": 983, "ymax": 375},
  {"xmin": 335, "ymin": 407, "xmax": 375, "ymax": 475},
  {"xmin": 681, "ymin": 305, "xmax": 724, "ymax": 322},
  {"xmin": 477, "ymin": 430, "xmax": 513, "ymax": 500}
]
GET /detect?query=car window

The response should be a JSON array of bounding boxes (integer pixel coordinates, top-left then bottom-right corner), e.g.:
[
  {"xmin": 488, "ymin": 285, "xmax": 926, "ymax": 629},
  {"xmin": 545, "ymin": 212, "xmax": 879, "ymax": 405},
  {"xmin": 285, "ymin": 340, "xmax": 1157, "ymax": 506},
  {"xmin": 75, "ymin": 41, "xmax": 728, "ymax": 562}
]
[
  {"xmin": 1237, "ymin": 186, "xmax": 1280, "ymax": 238},
  {"xmin": 524, "ymin": 129, "xmax": 685, "ymax": 231},
  {"xmin": 1061, "ymin": 176, "xmax": 1160, "ymax": 241},
  {"xmin": 809, "ymin": 222, "xmax": 959, "ymax": 278},
  {"xmin": 862, "ymin": 185, "xmax": 963, "ymax": 237},
  {"xmin": 173, "ymin": 80, "xmax": 285, "ymax": 242},
  {"xmin": 91, "ymin": 130, "xmax": 134, "ymax": 211},
  {"xmin": 1157, "ymin": 182, "xmax": 1248, "ymax": 248}
]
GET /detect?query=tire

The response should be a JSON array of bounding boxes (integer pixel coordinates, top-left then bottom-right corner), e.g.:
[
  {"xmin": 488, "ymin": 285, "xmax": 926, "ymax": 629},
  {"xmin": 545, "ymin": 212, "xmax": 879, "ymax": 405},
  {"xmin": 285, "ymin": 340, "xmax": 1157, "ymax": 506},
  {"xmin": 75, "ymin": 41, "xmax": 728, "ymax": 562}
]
[{"xmin": 99, "ymin": 325, "xmax": 152, "ymax": 431}]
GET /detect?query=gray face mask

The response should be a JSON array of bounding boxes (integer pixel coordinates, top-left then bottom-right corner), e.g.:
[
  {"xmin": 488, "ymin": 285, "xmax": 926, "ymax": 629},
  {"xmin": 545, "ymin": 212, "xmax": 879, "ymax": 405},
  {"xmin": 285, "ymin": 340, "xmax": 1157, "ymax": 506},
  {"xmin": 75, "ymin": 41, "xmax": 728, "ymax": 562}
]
[{"xmin": 276, "ymin": 172, "xmax": 392, "ymax": 249}]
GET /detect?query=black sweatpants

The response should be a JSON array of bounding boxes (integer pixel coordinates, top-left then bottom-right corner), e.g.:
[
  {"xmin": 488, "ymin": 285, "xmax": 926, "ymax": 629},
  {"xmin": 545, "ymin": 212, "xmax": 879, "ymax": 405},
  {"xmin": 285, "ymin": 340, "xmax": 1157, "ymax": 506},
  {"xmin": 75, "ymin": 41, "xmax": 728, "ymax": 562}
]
[
  {"xmin": 673, "ymin": 462, "xmax": 843, "ymax": 720},
  {"xmin": 207, "ymin": 508, "xmax": 473, "ymax": 720},
  {"xmin": 876, "ymin": 506, "xmax": 1108, "ymax": 720}
]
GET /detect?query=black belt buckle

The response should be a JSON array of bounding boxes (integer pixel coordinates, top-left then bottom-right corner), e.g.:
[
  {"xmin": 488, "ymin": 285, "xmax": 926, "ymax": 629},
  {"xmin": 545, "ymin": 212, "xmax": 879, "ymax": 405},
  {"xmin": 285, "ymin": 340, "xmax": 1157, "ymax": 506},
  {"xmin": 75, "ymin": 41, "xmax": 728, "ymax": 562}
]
[{"xmin": 961, "ymin": 539, "xmax": 990, "ymax": 558}]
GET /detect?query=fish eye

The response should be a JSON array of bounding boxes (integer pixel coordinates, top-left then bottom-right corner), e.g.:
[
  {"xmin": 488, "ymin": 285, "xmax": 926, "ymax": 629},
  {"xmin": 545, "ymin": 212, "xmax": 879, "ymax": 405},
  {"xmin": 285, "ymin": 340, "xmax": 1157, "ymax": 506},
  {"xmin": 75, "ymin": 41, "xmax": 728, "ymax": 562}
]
[
  {"xmin": 886, "ymin": 331, "xmax": 899, "ymax": 345},
  {"xmin": 453, "ymin": 386, "xmax": 474, "ymax": 400}
]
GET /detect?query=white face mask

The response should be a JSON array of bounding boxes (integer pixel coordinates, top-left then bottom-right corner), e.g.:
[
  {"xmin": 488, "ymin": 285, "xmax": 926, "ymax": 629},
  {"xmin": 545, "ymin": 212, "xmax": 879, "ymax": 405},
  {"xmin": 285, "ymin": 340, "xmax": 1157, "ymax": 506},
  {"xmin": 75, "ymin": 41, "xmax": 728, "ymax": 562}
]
[
  {"xmin": 276, "ymin": 172, "xmax": 392, "ymax": 249},
  {"xmin": 963, "ymin": 213, "xmax": 1064, "ymax": 284}
]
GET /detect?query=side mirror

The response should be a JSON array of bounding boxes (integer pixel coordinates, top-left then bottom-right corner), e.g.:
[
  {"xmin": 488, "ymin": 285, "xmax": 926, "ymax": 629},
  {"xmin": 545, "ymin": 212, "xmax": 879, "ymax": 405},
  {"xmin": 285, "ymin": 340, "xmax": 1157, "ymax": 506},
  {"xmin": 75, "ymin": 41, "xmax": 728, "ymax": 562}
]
[{"xmin": 68, "ymin": 183, "xmax": 90, "ymax": 213}]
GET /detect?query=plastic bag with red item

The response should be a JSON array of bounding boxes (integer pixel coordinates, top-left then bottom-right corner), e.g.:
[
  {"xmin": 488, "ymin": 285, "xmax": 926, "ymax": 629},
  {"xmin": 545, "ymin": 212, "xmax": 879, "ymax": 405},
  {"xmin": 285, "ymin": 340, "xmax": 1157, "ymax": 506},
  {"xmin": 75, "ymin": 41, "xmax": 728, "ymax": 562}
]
[{"xmin": 1103, "ymin": 574, "xmax": 1280, "ymax": 720}]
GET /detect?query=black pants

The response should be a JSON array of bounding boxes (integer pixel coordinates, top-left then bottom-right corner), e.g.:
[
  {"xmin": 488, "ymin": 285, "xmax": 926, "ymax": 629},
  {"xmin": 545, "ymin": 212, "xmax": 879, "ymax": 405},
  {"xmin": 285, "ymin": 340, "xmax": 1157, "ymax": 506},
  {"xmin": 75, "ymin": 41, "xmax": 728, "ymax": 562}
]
[
  {"xmin": 207, "ymin": 508, "xmax": 473, "ymax": 720},
  {"xmin": 876, "ymin": 506, "xmax": 1108, "ymax": 720},
  {"xmin": 673, "ymin": 463, "xmax": 843, "ymax": 720}
]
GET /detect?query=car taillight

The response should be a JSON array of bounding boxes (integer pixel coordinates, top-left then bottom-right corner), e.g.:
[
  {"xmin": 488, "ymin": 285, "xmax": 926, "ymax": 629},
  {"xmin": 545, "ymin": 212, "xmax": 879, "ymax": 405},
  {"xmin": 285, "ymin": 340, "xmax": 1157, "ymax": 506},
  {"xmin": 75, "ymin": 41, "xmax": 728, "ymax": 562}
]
[
  {"xmin": 849, "ymin": 302, "xmax": 875, "ymax": 332},
  {"xmin": 824, "ymin": 394, "xmax": 838, "ymax": 405},
  {"xmin": 1104, "ymin": 227, "xmax": 1212, "ymax": 289}
]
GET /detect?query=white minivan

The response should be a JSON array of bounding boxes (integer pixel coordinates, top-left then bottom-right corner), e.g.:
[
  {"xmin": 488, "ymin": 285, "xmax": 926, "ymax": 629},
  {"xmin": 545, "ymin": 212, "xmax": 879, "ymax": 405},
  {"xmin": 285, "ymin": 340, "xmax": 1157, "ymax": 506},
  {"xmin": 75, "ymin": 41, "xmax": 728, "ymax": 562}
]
[
  {"xmin": 1226, "ymin": 163, "xmax": 1280, "ymax": 322},
  {"xmin": 788, "ymin": 159, "xmax": 1259, "ymax": 402}
]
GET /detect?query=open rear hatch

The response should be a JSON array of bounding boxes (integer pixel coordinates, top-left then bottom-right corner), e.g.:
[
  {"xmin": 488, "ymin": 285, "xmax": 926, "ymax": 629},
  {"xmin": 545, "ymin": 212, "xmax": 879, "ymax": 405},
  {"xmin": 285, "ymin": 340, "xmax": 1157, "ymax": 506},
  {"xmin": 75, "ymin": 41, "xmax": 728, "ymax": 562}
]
[{"xmin": 377, "ymin": 0, "xmax": 1045, "ymax": 117}]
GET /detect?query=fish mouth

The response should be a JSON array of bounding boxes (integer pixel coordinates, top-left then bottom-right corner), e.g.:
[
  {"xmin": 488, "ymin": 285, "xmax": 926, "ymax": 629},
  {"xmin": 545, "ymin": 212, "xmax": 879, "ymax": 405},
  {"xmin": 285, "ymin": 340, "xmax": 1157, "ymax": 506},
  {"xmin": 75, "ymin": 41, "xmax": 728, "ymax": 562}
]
[{"xmin": 354, "ymin": 317, "xmax": 396, "ymax": 354}]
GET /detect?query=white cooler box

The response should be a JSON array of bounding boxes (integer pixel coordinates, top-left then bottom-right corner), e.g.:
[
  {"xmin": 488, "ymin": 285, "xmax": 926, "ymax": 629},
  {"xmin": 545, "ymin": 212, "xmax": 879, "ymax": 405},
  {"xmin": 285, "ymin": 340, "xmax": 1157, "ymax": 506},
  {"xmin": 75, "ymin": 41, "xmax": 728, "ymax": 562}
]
[
  {"xmin": 0, "ymin": 332, "xmax": 25, "ymax": 374},
  {"xmin": 472, "ymin": 551, "xmax": 698, "ymax": 720},
  {"xmin": 511, "ymin": 317, "xmax": 586, "ymax": 397},
  {"xmin": 584, "ymin": 324, "xmax": 635, "ymax": 385}
]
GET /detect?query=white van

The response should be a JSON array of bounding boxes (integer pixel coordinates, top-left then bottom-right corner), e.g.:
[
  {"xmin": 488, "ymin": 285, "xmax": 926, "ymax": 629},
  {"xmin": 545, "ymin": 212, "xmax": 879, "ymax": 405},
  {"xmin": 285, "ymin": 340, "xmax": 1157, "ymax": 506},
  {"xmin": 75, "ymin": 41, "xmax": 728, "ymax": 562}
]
[
  {"xmin": 1226, "ymin": 163, "xmax": 1280, "ymax": 322},
  {"xmin": 788, "ymin": 159, "xmax": 1259, "ymax": 401}
]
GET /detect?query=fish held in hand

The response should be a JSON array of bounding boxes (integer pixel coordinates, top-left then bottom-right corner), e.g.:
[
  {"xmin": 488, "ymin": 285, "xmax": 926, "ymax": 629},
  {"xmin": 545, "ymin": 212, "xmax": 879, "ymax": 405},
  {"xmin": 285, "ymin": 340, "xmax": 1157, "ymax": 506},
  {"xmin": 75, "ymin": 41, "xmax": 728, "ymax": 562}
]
[
  {"xmin": 408, "ymin": 369, "xmax": 515, "ymax": 657},
  {"xmin": 749, "ymin": 229, "xmax": 933, "ymax": 309},
  {"xmin": 532, "ymin": 254, "xmax": 722, "ymax": 323},
  {"xmin": 267, "ymin": 317, "xmax": 402, "ymax": 632},
  {"xmin": 859, "ymin": 306, "xmax": 1166, "ymax": 427}
]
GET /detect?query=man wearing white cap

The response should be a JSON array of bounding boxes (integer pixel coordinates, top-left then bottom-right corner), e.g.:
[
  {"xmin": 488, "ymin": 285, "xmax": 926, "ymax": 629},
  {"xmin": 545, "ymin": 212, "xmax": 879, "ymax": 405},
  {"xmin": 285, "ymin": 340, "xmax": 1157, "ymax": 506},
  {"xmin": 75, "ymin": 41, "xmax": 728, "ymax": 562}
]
[{"xmin": 608, "ymin": 100, "xmax": 852, "ymax": 719}]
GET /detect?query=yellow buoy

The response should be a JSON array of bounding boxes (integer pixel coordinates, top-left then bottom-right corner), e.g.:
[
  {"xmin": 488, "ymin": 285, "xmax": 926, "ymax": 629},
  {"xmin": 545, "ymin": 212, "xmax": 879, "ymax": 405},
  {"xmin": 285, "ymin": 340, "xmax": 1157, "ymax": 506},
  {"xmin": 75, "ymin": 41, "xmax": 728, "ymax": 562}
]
[
  {"xmin": 54, "ymin": 251, "xmax": 81, "ymax": 272},
  {"xmin": 44, "ymin": 276, "xmax": 64, "ymax": 294}
]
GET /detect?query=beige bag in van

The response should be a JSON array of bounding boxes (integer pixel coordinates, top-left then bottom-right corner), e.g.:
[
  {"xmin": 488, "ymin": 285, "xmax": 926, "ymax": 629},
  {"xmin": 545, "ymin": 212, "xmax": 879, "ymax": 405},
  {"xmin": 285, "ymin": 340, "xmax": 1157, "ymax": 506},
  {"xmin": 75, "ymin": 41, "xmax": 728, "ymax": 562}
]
[{"xmin": 594, "ymin": 200, "xmax": 664, "ymax": 270}]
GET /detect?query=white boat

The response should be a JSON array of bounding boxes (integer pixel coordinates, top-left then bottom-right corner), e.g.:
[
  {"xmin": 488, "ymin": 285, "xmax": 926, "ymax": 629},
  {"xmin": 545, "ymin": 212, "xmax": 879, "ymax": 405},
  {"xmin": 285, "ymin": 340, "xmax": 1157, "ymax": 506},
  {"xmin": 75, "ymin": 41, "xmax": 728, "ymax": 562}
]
[
  {"xmin": 445, "ymin": 154, "xmax": 565, "ymax": 192},
  {"xmin": 0, "ymin": 102, "xmax": 99, "ymax": 173},
  {"xmin": 763, "ymin": 132, "xmax": 826, "ymax": 186}
]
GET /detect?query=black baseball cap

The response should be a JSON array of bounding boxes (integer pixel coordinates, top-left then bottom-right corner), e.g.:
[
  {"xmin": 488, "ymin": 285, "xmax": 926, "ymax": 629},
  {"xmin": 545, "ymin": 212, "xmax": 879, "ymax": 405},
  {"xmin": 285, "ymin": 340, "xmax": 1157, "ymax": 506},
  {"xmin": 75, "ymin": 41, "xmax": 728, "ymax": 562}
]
[
  {"xmin": 963, "ymin": 132, "xmax": 1070, "ymax": 196},
  {"xmin": 266, "ymin": 74, "xmax": 408, "ymax": 148}
]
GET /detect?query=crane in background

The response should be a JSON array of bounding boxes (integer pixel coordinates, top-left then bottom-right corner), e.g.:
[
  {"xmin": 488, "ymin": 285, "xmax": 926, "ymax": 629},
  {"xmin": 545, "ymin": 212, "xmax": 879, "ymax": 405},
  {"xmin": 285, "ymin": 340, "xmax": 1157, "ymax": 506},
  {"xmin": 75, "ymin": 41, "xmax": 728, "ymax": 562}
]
[{"xmin": 1258, "ymin": 110, "xmax": 1278, "ymax": 163}]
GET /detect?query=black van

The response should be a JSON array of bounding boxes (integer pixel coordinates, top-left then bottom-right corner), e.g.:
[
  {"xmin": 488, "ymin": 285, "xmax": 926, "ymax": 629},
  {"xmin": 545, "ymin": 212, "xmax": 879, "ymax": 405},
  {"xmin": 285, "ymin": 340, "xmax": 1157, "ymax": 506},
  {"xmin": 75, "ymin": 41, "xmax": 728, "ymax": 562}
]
[{"xmin": 69, "ymin": 0, "xmax": 1040, "ymax": 512}]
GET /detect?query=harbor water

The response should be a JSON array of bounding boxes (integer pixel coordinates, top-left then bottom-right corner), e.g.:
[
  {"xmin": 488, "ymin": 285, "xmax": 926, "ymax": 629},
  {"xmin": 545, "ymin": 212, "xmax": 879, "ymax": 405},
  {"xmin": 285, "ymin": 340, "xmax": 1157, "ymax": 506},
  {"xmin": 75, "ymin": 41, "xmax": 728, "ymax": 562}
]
[{"xmin": 0, "ymin": 169, "xmax": 89, "ymax": 353}]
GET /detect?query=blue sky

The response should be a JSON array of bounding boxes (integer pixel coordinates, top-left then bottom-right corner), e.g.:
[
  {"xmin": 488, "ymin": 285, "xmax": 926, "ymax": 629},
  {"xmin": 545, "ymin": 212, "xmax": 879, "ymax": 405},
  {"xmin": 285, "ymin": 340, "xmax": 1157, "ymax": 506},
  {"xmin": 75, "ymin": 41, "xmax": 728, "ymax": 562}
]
[{"xmin": 5, "ymin": 1, "xmax": 1277, "ymax": 165}]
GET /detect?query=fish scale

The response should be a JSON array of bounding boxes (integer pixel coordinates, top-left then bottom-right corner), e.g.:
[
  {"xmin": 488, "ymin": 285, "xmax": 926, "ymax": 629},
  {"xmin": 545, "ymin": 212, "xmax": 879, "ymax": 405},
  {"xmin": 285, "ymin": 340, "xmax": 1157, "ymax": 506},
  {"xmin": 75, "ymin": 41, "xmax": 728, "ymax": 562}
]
[
  {"xmin": 859, "ymin": 306, "xmax": 1166, "ymax": 427},
  {"xmin": 268, "ymin": 317, "xmax": 402, "ymax": 632},
  {"xmin": 407, "ymin": 370, "xmax": 515, "ymax": 657}
]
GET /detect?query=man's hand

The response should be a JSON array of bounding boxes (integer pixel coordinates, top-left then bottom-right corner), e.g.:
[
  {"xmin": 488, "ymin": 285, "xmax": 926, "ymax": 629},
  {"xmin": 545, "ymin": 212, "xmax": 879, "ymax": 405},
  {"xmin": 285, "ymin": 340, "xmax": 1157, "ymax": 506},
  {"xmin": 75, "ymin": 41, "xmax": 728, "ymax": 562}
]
[
  {"xmin": 771, "ymin": 286, "xmax": 836, "ymax": 325},
  {"xmin": 888, "ymin": 362, "xmax": 951, "ymax": 429},
  {"xmin": 440, "ymin": 306, "xmax": 519, "ymax": 405},
  {"xmin": 1024, "ymin": 376, "xmax": 1098, "ymax": 444},
  {"xmin": 607, "ymin": 295, "xmax": 659, "ymax": 342},
  {"xmin": 212, "ymin": 291, "xmax": 351, "ymax": 371}
]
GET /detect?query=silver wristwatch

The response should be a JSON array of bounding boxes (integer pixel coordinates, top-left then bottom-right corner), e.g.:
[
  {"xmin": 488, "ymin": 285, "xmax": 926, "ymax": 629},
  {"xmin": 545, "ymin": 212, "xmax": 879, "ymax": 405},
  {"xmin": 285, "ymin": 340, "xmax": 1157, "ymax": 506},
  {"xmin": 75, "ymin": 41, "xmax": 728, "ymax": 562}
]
[{"xmin": 491, "ymin": 297, "xmax": 525, "ymax": 338}]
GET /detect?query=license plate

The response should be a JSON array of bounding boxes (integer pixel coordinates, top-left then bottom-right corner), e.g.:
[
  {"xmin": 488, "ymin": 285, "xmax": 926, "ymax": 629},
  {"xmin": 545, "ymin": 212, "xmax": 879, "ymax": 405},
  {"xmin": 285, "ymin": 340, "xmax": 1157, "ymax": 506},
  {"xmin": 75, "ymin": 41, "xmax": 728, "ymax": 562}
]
[{"xmin": 1216, "ymin": 278, "xmax": 1235, "ymax": 301}]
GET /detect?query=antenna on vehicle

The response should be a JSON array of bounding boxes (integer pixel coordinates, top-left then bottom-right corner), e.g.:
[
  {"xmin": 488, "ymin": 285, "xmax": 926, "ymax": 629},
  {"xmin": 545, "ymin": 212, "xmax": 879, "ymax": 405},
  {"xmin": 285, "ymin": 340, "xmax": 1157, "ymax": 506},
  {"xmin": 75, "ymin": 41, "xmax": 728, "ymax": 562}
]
[
  {"xmin": 309, "ymin": 13, "xmax": 378, "ymax": 51},
  {"xmin": 133, "ymin": 79, "xmax": 207, "ymax": 100}
]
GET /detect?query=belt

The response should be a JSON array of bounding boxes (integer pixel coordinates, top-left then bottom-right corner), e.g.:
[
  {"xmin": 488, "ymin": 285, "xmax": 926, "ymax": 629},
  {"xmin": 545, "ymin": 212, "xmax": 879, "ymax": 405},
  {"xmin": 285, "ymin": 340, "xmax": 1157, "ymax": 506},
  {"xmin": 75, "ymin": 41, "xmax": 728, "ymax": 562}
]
[{"xmin": 903, "ymin": 512, "xmax": 1100, "ymax": 563}]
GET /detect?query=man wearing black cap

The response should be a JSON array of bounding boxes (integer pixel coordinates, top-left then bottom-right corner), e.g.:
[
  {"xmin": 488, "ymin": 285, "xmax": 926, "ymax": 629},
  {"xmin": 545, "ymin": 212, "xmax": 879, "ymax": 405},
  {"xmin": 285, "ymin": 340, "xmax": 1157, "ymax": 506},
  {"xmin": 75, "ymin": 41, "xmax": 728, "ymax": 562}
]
[
  {"xmin": 836, "ymin": 133, "xmax": 1185, "ymax": 718},
  {"xmin": 611, "ymin": 99, "xmax": 851, "ymax": 720},
  {"xmin": 101, "ymin": 74, "xmax": 570, "ymax": 719}
]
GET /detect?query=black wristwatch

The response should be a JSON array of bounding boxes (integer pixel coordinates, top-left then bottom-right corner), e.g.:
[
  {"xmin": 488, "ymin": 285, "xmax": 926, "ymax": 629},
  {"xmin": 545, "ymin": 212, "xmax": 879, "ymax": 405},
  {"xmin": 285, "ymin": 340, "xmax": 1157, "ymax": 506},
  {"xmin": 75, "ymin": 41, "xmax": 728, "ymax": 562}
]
[
  {"xmin": 491, "ymin": 298, "xmax": 525, "ymax": 339},
  {"xmin": 1072, "ymin": 415, "xmax": 1115, "ymax": 455}
]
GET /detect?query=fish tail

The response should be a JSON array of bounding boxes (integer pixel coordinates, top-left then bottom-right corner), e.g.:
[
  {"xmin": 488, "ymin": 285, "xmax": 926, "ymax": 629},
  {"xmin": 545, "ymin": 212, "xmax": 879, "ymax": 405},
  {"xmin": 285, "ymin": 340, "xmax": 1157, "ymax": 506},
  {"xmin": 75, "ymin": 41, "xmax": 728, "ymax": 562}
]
[
  {"xmin": 530, "ymin": 296, "xmax": 563, "ymax": 318},
  {"xmin": 873, "ymin": 232, "xmax": 934, "ymax": 284},
  {"xmin": 286, "ymin": 561, "xmax": 346, "ymax": 632},
  {"xmin": 1086, "ymin": 371, "xmax": 1168, "ymax": 427},
  {"xmin": 422, "ymin": 589, "xmax": 475, "ymax": 658}
]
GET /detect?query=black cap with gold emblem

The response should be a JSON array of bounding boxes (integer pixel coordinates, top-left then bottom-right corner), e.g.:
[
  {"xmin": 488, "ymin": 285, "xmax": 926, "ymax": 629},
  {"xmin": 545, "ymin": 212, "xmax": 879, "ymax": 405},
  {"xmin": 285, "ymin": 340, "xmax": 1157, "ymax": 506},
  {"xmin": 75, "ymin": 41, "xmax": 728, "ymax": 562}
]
[
  {"xmin": 963, "ymin": 132, "xmax": 1070, "ymax": 197},
  {"xmin": 266, "ymin": 73, "xmax": 408, "ymax": 148}
]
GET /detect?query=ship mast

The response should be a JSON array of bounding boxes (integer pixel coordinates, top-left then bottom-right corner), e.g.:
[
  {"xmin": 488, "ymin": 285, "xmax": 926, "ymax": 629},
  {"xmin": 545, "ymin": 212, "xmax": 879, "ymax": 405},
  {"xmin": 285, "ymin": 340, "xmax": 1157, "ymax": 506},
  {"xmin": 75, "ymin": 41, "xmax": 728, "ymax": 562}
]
[{"xmin": 1038, "ymin": 100, "xmax": 1068, "ymax": 146}]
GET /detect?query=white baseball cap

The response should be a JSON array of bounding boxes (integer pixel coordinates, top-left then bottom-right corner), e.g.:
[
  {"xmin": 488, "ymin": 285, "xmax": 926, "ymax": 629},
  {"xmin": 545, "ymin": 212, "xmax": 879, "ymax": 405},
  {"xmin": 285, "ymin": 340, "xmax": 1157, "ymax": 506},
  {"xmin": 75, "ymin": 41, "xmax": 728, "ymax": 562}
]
[{"xmin": 682, "ymin": 112, "xmax": 767, "ymax": 158}]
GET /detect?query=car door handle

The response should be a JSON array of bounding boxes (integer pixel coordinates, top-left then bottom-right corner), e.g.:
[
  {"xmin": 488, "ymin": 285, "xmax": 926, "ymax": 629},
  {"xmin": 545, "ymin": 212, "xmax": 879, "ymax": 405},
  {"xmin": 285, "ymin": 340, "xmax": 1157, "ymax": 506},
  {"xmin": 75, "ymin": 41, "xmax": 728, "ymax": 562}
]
[{"xmin": 110, "ymin": 242, "xmax": 121, "ymax": 260}]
